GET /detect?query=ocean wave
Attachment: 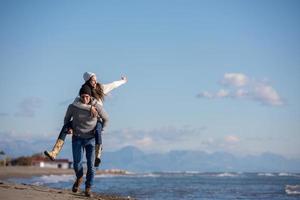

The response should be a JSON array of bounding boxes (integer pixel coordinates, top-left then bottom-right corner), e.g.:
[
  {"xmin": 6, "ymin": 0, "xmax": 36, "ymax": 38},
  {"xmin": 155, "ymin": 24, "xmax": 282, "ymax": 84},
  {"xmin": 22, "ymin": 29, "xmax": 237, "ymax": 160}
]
[
  {"xmin": 184, "ymin": 171, "xmax": 203, "ymax": 174},
  {"xmin": 152, "ymin": 171, "xmax": 202, "ymax": 176},
  {"xmin": 279, "ymin": 173, "xmax": 300, "ymax": 177},
  {"xmin": 152, "ymin": 172, "xmax": 241, "ymax": 177},
  {"xmin": 137, "ymin": 173, "xmax": 161, "ymax": 177},
  {"xmin": 95, "ymin": 173, "xmax": 161, "ymax": 178},
  {"xmin": 215, "ymin": 173, "xmax": 239, "ymax": 177},
  {"xmin": 94, "ymin": 174, "xmax": 121, "ymax": 178},
  {"xmin": 285, "ymin": 185, "xmax": 300, "ymax": 195},
  {"xmin": 257, "ymin": 173, "xmax": 275, "ymax": 177},
  {"xmin": 171, "ymin": 171, "xmax": 201, "ymax": 174},
  {"xmin": 30, "ymin": 174, "xmax": 74, "ymax": 185},
  {"xmin": 279, "ymin": 173, "xmax": 291, "ymax": 176}
]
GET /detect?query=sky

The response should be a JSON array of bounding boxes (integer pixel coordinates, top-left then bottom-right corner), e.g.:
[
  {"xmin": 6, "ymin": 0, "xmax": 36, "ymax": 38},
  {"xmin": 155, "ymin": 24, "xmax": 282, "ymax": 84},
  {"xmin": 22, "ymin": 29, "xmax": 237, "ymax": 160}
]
[{"xmin": 0, "ymin": 0, "xmax": 300, "ymax": 159}]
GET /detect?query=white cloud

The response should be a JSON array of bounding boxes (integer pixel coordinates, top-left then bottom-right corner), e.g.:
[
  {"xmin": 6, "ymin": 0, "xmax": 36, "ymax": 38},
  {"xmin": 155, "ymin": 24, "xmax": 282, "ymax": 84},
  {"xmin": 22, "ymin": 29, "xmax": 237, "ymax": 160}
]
[
  {"xmin": 224, "ymin": 135, "xmax": 240, "ymax": 143},
  {"xmin": 136, "ymin": 136, "xmax": 154, "ymax": 147},
  {"xmin": 200, "ymin": 135, "xmax": 242, "ymax": 154},
  {"xmin": 253, "ymin": 83, "xmax": 283, "ymax": 106},
  {"xmin": 216, "ymin": 89, "xmax": 230, "ymax": 98},
  {"xmin": 197, "ymin": 73, "xmax": 284, "ymax": 106},
  {"xmin": 235, "ymin": 89, "xmax": 249, "ymax": 98},
  {"xmin": 221, "ymin": 73, "xmax": 248, "ymax": 87},
  {"xmin": 197, "ymin": 90, "xmax": 229, "ymax": 99}
]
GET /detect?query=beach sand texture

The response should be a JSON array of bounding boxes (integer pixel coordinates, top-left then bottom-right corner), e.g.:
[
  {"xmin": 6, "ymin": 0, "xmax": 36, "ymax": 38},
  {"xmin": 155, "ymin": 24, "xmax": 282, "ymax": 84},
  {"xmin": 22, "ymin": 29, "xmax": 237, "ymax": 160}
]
[{"xmin": 0, "ymin": 166, "xmax": 134, "ymax": 200}]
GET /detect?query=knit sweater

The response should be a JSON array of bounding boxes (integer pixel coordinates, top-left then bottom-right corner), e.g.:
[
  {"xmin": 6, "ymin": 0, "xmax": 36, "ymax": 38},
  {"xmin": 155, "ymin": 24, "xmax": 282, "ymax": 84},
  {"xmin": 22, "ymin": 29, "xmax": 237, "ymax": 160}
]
[{"xmin": 64, "ymin": 102, "xmax": 109, "ymax": 139}]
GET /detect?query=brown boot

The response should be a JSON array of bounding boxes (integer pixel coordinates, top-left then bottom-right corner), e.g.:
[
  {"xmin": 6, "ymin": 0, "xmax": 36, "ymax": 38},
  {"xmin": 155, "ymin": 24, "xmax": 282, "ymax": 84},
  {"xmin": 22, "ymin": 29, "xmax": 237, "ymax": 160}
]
[
  {"xmin": 72, "ymin": 177, "xmax": 83, "ymax": 193},
  {"xmin": 85, "ymin": 186, "xmax": 93, "ymax": 197},
  {"xmin": 44, "ymin": 139, "xmax": 64, "ymax": 161},
  {"xmin": 94, "ymin": 144, "xmax": 103, "ymax": 167}
]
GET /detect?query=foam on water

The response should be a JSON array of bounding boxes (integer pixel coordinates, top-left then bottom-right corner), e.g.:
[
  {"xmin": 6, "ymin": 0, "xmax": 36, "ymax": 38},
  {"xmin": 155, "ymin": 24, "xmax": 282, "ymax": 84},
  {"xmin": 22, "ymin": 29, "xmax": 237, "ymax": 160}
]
[
  {"xmin": 215, "ymin": 172, "xmax": 238, "ymax": 177},
  {"xmin": 132, "ymin": 173, "xmax": 161, "ymax": 178},
  {"xmin": 285, "ymin": 185, "xmax": 300, "ymax": 195},
  {"xmin": 94, "ymin": 174, "xmax": 123, "ymax": 178},
  {"xmin": 95, "ymin": 172, "xmax": 161, "ymax": 178},
  {"xmin": 279, "ymin": 173, "xmax": 300, "ymax": 177},
  {"xmin": 184, "ymin": 171, "xmax": 202, "ymax": 174},
  {"xmin": 257, "ymin": 173, "xmax": 275, "ymax": 177},
  {"xmin": 9, "ymin": 174, "xmax": 75, "ymax": 185},
  {"xmin": 29, "ymin": 174, "xmax": 74, "ymax": 185}
]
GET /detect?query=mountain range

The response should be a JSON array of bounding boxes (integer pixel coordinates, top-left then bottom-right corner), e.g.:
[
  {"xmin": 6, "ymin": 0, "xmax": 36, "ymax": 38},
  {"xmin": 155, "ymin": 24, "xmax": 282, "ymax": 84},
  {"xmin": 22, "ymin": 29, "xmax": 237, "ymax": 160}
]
[
  {"xmin": 1, "ymin": 138, "xmax": 299, "ymax": 172},
  {"xmin": 101, "ymin": 146, "xmax": 300, "ymax": 173}
]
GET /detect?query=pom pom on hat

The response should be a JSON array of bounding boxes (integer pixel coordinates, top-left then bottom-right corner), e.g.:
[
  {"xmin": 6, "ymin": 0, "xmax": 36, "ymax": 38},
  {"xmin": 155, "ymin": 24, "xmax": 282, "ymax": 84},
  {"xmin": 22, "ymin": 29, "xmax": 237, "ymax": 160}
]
[{"xmin": 83, "ymin": 72, "xmax": 96, "ymax": 82}]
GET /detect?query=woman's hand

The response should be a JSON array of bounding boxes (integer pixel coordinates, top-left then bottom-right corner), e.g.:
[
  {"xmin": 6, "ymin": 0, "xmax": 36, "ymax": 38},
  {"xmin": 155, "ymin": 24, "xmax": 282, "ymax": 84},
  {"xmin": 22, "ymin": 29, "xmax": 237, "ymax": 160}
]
[
  {"xmin": 121, "ymin": 76, "xmax": 128, "ymax": 83},
  {"xmin": 90, "ymin": 106, "xmax": 98, "ymax": 118}
]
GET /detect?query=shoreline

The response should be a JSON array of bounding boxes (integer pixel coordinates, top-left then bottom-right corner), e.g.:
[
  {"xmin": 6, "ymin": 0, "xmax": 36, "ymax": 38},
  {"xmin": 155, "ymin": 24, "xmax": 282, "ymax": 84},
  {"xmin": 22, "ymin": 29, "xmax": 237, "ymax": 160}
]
[
  {"xmin": 0, "ymin": 166, "xmax": 129, "ymax": 180},
  {"xmin": 0, "ymin": 166, "xmax": 135, "ymax": 200}
]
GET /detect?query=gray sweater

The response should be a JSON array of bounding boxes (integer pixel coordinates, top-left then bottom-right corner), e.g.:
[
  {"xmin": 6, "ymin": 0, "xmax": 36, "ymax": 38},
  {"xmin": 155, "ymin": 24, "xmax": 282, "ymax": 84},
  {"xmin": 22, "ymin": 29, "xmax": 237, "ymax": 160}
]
[{"xmin": 64, "ymin": 102, "xmax": 109, "ymax": 139}]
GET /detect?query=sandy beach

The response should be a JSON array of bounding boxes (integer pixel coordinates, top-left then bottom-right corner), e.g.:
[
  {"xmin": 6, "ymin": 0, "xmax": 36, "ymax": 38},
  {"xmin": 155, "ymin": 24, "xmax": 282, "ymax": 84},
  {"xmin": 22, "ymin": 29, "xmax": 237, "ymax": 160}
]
[{"xmin": 0, "ymin": 166, "xmax": 134, "ymax": 200}]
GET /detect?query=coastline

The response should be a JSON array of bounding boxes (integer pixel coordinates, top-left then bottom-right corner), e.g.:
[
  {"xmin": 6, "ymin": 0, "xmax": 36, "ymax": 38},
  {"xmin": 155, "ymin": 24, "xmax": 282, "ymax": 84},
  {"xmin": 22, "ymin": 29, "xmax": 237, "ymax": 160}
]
[
  {"xmin": 0, "ymin": 166, "xmax": 129, "ymax": 180},
  {"xmin": 0, "ymin": 166, "xmax": 134, "ymax": 200}
]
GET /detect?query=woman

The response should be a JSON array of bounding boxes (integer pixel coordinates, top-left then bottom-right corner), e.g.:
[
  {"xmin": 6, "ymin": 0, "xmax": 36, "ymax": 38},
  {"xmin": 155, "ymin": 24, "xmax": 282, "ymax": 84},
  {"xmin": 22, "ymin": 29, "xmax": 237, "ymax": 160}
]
[{"xmin": 44, "ymin": 72, "xmax": 127, "ymax": 167}]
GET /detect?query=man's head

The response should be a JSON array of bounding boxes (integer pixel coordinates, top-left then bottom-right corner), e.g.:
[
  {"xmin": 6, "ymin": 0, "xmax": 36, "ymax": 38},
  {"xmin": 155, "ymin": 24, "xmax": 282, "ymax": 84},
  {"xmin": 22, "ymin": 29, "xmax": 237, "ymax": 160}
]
[
  {"xmin": 83, "ymin": 72, "xmax": 97, "ymax": 88},
  {"xmin": 79, "ymin": 85, "xmax": 92, "ymax": 104}
]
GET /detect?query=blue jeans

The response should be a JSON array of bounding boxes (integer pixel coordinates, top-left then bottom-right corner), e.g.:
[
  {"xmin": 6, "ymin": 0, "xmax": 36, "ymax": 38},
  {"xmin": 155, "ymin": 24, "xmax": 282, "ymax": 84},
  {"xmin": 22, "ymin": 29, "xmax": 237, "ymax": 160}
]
[
  {"xmin": 72, "ymin": 135, "xmax": 95, "ymax": 188},
  {"xmin": 95, "ymin": 121, "xmax": 103, "ymax": 145}
]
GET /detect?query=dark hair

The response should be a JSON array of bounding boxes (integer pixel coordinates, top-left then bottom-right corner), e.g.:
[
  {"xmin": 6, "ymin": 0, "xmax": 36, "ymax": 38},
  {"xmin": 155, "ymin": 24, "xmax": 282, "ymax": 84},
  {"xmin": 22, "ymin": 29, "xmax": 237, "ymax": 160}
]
[
  {"xmin": 80, "ymin": 82, "xmax": 93, "ymax": 96},
  {"xmin": 94, "ymin": 83, "xmax": 105, "ymax": 102},
  {"xmin": 79, "ymin": 85, "xmax": 92, "ymax": 96},
  {"xmin": 85, "ymin": 79, "xmax": 93, "ymax": 88},
  {"xmin": 80, "ymin": 81, "xmax": 105, "ymax": 102}
]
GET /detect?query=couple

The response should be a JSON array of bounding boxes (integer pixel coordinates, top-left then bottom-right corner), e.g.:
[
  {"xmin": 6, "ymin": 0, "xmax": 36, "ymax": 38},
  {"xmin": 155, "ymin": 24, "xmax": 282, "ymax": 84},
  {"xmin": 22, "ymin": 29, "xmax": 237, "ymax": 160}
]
[{"xmin": 44, "ymin": 72, "xmax": 127, "ymax": 197}]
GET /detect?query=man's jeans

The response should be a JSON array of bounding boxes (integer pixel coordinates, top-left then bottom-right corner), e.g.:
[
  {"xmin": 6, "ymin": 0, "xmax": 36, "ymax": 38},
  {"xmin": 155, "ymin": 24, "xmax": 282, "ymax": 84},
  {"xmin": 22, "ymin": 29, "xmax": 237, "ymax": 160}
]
[{"xmin": 72, "ymin": 135, "xmax": 95, "ymax": 187}]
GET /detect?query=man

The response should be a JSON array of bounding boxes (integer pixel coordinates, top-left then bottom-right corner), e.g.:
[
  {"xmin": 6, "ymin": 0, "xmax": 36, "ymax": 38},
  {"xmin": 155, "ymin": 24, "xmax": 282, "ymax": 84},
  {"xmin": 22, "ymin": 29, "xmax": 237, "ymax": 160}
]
[{"xmin": 64, "ymin": 84, "xmax": 109, "ymax": 197}]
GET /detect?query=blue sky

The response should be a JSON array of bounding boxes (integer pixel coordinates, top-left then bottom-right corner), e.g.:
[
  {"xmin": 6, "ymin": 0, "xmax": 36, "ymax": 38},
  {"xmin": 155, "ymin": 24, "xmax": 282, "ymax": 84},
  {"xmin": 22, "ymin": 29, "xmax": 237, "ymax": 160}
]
[{"xmin": 0, "ymin": 0, "xmax": 300, "ymax": 158}]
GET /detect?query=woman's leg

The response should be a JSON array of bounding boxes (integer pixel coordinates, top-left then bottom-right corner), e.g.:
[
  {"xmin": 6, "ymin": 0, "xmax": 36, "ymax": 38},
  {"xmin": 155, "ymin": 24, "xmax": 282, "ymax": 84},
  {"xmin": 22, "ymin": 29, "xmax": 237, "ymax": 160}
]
[
  {"xmin": 44, "ymin": 121, "xmax": 72, "ymax": 160},
  {"xmin": 94, "ymin": 121, "xmax": 103, "ymax": 167},
  {"xmin": 95, "ymin": 121, "xmax": 102, "ymax": 145}
]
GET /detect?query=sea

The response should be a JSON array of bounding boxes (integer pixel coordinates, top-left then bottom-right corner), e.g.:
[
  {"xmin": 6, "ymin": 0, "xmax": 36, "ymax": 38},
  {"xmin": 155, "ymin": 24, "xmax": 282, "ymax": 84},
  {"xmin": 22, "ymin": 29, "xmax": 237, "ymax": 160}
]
[{"xmin": 9, "ymin": 171, "xmax": 300, "ymax": 200}]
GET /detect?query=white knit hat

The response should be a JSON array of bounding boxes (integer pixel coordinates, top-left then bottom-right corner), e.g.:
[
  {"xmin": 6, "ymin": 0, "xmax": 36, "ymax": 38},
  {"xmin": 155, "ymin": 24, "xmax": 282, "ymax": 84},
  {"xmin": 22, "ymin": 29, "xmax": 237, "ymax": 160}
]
[{"xmin": 83, "ymin": 72, "xmax": 96, "ymax": 82}]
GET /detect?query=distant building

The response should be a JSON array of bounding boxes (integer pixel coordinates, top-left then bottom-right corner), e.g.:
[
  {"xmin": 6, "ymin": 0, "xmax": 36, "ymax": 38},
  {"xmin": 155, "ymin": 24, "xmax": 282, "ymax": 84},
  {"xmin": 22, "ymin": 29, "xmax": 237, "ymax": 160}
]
[{"xmin": 32, "ymin": 157, "xmax": 71, "ymax": 169}]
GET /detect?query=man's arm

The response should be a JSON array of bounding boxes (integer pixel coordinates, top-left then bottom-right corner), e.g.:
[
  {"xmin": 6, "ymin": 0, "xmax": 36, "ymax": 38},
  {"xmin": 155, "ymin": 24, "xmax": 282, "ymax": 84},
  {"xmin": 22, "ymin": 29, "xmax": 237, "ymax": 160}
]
[
  {"xmin": 102, "ymin": 76, "xmax": 127, "ymax": 94},
  {"xmin": 64, "ymin": 105, "xmax": 73, "ymax": 125}
]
